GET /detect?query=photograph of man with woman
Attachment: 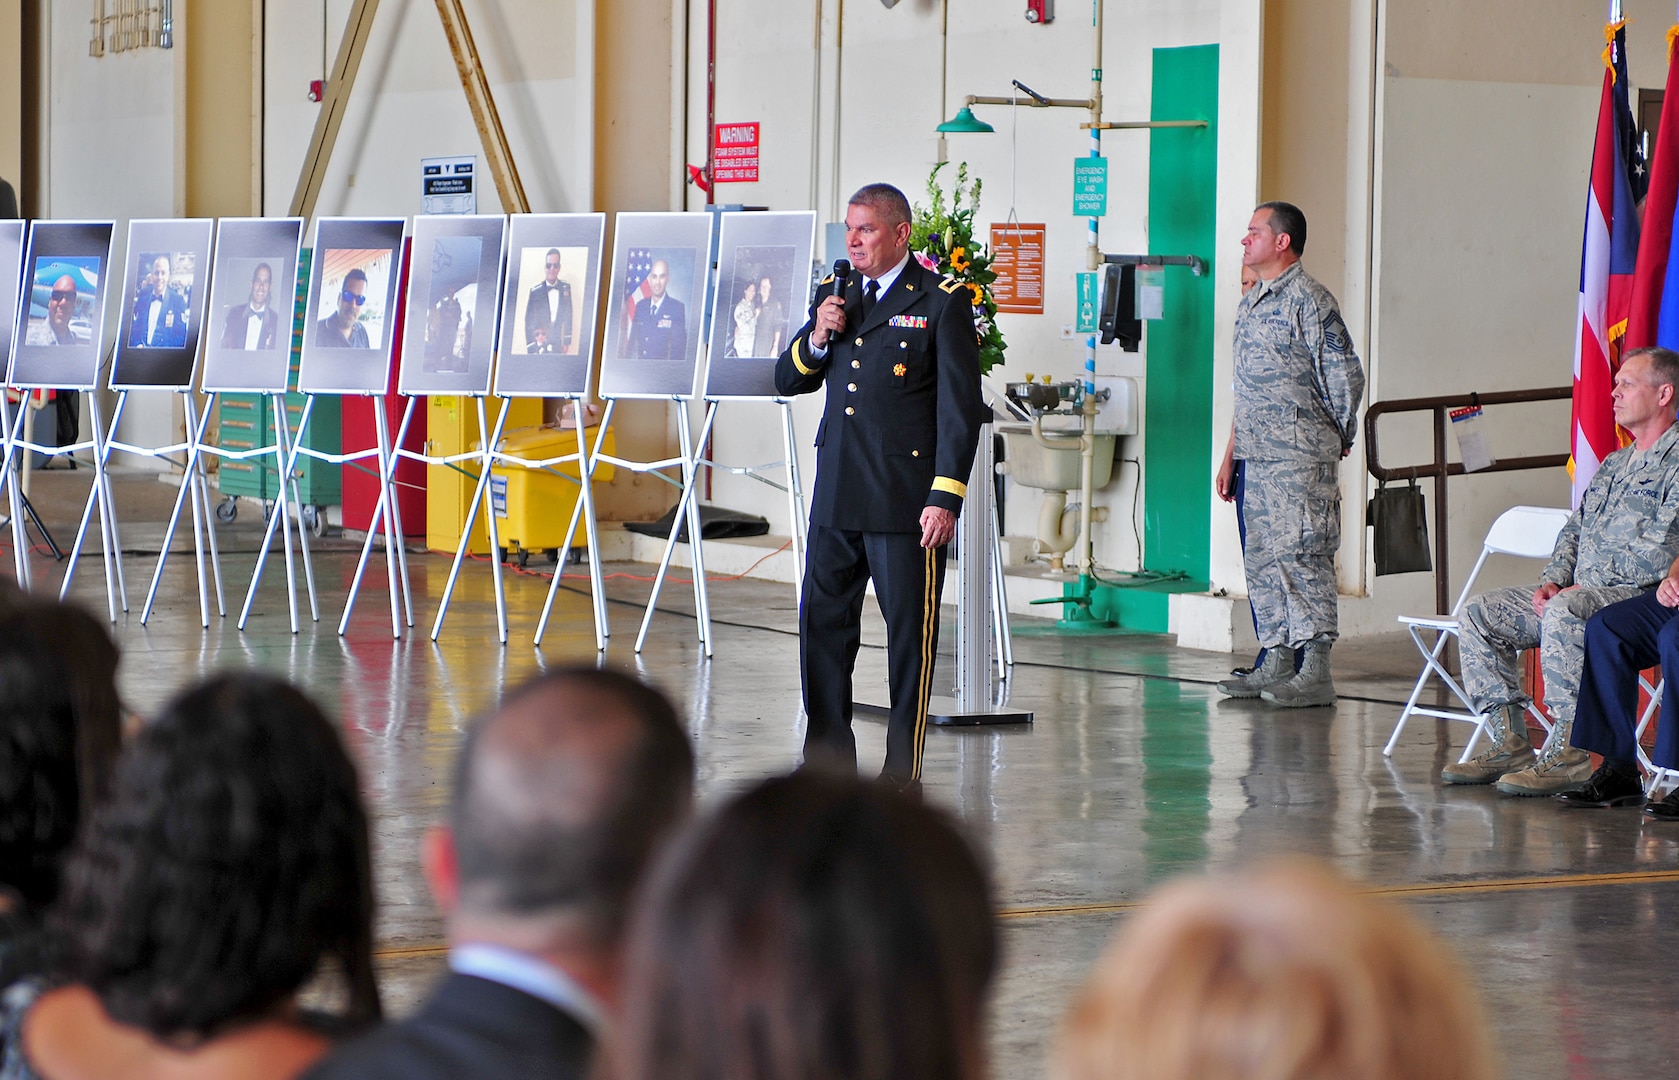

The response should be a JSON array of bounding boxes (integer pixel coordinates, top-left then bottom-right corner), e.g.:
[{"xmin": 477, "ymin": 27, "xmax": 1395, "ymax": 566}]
[{"xmin": 725, "ymin": 245, "xmax": 796, "ymax": 359}]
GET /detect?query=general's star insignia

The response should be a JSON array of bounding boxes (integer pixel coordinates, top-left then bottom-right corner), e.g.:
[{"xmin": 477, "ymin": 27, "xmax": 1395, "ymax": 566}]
[{"xmin": 893, "ymin": 363, "xmax": 907, "ymax": 376}]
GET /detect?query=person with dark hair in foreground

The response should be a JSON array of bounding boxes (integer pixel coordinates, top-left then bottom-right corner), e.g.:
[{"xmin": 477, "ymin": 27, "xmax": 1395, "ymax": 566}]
[
  {"xmin": 601, "ymin": 770, "xmax": 998, "ymax": 1080},
  {"xmin": 1055, "ymin": 860, "xmax": 1496, "ymax": 1080},
  {"xmin": 0, "ymin": 600, "xmax": 122, "ymax": 993},
  {"xmin": 307, "ymin": 667, "xmax": 695, "ymax": 1080},
  {"xmin": 0, "ymin": 674, "xmax": 379, "ymax": 1079}
]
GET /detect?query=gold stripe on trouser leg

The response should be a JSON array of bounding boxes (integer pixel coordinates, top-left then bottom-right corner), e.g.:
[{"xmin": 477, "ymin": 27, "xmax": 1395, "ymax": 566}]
[{"xmin": 912, "ymin": 545, "xmax": 935, "ymax": 780}]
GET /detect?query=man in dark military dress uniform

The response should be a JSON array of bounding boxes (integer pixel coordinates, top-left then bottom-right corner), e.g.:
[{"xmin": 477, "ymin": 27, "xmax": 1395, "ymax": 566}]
[
  {"xmin": 628, "ymin": 259, "xmax": 686, "ymax": 360},
  {"xmin": 524, "ymin": 247, "xmax": 573, "ymax": 354},
  {"xmin": 774, "ymin": 182, "xmax": 984, "ymax": 793}
]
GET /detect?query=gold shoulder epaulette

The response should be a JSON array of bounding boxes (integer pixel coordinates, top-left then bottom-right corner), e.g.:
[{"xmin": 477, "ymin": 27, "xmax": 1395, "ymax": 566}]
[{"xmin": 938, "ymin": 276, "xmax": 963, "ymax": 295}]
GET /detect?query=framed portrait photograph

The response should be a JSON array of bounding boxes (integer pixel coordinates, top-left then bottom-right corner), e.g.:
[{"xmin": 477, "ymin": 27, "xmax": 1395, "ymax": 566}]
[
  {"xmin": 8, "ymin": 220, "xmax": 116, "ymax": 391},
  {"xmin": 295, "ymin": 217, "xmax": 406, "ymax": 395},
  {"xmin": 200, "ymin": 218, "xmax": 304, "ymax": 394},
  {"xmin": 597, "ymin": 212, "xmax": 714, "ymax": 399},
  {"xmin": 398, "ymin": 215, "xmax": 507, "ymax": 397},
  {"xmin": 110, "ymin": 218, "xmax": 215, "ymax": 390},
  {"xmin": 493, "ymin": 213, "xmax": 606, "ymax": 398},
  {"xmin": 0, "ymin": 222, "xmax": 25, "ymax": 377},
  {"xmin": 705, "ymin": 210, "xmax": 817, "ymax": 399}
]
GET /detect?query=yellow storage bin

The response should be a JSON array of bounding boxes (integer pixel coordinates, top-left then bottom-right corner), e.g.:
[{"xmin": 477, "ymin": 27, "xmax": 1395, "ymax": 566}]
[
  {"xmin": 426, "ymin": 395, "xmax": 544, "ymax": 554},
  {"xmin": 488, "ymin": 423, "xmax": 616, "ymax": 566}
]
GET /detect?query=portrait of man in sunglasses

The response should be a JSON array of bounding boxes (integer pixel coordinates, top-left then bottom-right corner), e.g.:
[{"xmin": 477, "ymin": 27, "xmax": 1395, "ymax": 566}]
[
  {"xmin": 315, "ymin": 266, "xmax": 371, "ymax": 348},
  {"xmin": 26, "ymin": 275, "xmax": 89, "ymax": 346}
]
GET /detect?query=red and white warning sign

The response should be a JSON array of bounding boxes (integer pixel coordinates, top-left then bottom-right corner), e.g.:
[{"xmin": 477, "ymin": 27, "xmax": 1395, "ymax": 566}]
[{"xmin": 713, "ymin": 122, "xmax": 760, "ymax": 183}]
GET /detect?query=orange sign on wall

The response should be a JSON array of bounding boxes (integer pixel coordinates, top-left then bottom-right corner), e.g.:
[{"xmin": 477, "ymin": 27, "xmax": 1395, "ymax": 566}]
[{"xmin": 989, "ymin": 223, "xmax": 1046, "ymax": 314}]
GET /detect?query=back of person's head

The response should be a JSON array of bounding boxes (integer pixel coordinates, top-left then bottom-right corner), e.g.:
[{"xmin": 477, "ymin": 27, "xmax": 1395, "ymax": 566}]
[
  {"xmin": 0, "ymin": 599, "xmax": 121, "ymax": 911},
  {"xmin": 450, "ymin": 666, "xmax": 694, "ymax": 947},
  {"xmin": 1055, "ymin": 859, "xmax": 1496, "ymax": 1080},
  {"xmin": 51, "ymin": 673, "xmax": 379, "ymax": 1040},
  {"xmin": 607, "ymin": 770, "xmax": 999, "ymax": 1080}
]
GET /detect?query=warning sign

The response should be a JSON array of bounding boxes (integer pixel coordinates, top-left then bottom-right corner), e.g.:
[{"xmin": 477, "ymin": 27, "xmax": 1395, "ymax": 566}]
[
  {"xmin": 713, "ymin": 122, "xmax": 760, "ymax": 183},
  {"xmin": 989, "ymin": 223, "xmax": 1046, "ymax": 314}
]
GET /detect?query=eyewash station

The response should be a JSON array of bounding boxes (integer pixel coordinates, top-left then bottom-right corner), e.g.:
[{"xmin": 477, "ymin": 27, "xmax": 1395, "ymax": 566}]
[{"xmin": 939, "ymin": 18, "xmax": 1217, "ymax": 642}]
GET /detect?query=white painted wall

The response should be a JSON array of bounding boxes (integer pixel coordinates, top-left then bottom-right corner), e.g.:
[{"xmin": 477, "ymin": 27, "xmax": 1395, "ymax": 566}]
[
  {"xmin": 690, "ymin": 0, "xmax": 1258, "ymax": 583},
  {"xmin": 27, "ymin": 0, "xmax": 1673, "ymax": 640},
  {"xmin": 40, "ymin": 5, "xmax": 178, "ymax": 457},
  {"xmin": 263, "ymin": 0, "xmax": 591, "ymax": 217}
]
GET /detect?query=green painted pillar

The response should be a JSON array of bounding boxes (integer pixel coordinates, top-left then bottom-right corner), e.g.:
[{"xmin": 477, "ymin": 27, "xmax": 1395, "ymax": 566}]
[{"xmin": 1144, "ymin": 45, "xmax": 1219, "ymax": 583}]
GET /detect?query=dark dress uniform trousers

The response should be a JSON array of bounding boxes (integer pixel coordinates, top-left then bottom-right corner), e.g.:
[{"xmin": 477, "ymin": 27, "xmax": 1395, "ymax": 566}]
[
  {"xmin": 775, "ymin": 258, "xmax": 984, "ymax": 782},
  {"xmin": 1573, "ymin": 588, "xmax": 1679, "ymax": 768}
]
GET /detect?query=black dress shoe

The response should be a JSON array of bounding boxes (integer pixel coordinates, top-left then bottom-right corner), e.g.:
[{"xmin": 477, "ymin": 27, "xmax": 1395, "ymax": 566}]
[
  {"xmin": 1644, "ymin": 788, "xmax": 1679, "ymax": 820},
  {"xmin": 1555, "ymin": 764, "xmax": 1646, "ymax": 808},
  {"xmin": 877, "ymin": 774, "xmax": 923, "ymax": 801}
]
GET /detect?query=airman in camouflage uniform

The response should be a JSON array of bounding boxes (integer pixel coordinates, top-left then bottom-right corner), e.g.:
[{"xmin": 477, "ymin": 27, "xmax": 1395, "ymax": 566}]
[
  {"xmin": 1444, "ymin": 346, "xmax": 1679, "ymax": 795},
  {"xmin": 1217, "ymin": 202, "xmax": 1364, "ymax": 708}
]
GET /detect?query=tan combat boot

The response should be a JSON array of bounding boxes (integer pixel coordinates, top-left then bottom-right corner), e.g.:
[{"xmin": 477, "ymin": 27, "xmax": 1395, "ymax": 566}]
[
  {"xmin": 1440, "ymin": 703, "xmax": 1535, "ymax": 785},
  {"xmin": 1261, "ymin": 640, "xmax": 1337, "ymax": 708},
  {"xmin": 1216, "ymin": 645, "xmax": 1296, "ymax": 698},
  {"xmin": 1494, "ymin": 724, "xmax": 1593, "ymax": 796}
]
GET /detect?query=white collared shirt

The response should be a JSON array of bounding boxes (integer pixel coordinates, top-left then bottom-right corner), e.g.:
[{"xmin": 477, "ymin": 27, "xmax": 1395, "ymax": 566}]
[
  {"xmin": 243, "ymin": 305, "xmax": 267, "ymax": 350},
  {"xmin": 448, "ymin": 943, "xmax": 606, "ymax": 1032},
  {"xmin": 862, "ymin": 251, "xmax": 911, "ymax": 300}
]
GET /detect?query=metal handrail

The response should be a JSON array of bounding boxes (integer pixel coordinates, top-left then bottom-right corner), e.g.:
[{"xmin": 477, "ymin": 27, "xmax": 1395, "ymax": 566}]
[{"xmin": 1365, "ymin": 386, "xmax": 1571, "ymax": 614}]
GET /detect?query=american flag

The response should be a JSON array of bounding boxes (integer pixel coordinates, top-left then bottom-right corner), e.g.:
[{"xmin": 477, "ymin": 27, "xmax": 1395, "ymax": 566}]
[{"xmin": 623, "ymin": 248, "xmax": 654, "ymax": 336}]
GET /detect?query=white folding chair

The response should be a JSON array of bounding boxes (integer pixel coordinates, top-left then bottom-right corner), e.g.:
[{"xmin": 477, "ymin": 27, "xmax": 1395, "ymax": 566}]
[
  {"xmin": 1634, "ymin": 674, "xmax": 1676, "ymax": 796},
  {"xmin": 1384, "ymin": 505, "xmax": 1574, "ymax": 761}
]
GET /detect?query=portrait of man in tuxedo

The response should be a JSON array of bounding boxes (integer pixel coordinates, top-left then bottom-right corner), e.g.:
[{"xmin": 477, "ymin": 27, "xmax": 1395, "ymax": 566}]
[
  {"xmin": 127, "ymin": 253, "xmax": 190, "ymax": 349},
  {"xmin": 220, "ymin": 261, "xmax": 280, "ymax": 351},
  {"xmin": 524, "ymin": 247, "xmax": 573, "ymax": 354}
]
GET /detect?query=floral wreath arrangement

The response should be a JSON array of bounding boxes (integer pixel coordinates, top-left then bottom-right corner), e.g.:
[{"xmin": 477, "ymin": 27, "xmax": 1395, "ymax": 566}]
[{"xmin": 910, "ymin": 162, "xmax": 1007, "ymax": 376}]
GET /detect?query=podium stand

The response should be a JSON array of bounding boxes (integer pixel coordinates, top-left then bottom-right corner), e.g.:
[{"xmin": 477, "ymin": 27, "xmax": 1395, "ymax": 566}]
[{"xmin": 858, "ymin": 423, "xmax": 1031, "ymax": 726}]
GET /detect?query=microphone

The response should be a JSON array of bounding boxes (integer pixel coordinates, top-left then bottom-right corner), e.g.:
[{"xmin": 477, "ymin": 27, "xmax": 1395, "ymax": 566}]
[{"xmin": 831, "ymin": 259, "xmax": 851, "ymax": 300}]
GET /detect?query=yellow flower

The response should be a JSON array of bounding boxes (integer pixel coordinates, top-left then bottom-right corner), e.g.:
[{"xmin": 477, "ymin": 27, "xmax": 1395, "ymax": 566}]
[
  {"xmin": 950, "ymin": 247, "xmax": 970, "ymax": 271},
  {"xmin": 968, "ymin": 283, "xmax": 984, "ymax": 305}
]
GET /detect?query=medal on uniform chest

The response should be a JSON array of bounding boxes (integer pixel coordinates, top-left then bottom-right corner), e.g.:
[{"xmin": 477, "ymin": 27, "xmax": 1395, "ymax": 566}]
[{"xmin": 893, "ymin": 363, "xmax": 907, "ymax": 377}]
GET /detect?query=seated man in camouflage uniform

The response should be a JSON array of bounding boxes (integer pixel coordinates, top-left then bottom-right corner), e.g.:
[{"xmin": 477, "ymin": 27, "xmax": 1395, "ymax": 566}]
[{"xmin": 1444, "ymin": 346, "xmax": 1679, "ymax": 795}]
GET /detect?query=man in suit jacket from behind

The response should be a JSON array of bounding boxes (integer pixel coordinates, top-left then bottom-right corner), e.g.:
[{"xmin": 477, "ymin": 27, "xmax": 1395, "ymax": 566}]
[{"xmin": 305, "ymin": 667, "xmax": 695, "ymax": 1080}]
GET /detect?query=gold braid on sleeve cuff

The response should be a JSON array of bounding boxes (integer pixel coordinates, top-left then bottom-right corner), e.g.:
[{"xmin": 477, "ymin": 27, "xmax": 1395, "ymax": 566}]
[
  {"xmin": 791, "ymin": 339, "xmax": 820, "ymax": 375},
  {"xmin": 932, "ymin": 477, "xmax": 967, "ymax": 498}
]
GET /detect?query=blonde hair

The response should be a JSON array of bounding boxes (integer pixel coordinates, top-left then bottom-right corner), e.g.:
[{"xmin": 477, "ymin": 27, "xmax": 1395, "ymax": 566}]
[{"xmin": 1054, "ymin": 860, "xmax": 1496, "ymax": 1080}]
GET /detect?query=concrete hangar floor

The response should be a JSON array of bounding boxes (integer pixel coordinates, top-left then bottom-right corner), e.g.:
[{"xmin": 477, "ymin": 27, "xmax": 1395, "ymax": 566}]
[{"xmin": 17, "ymin": 466, "xmax": 1679, "ymax": 1080}]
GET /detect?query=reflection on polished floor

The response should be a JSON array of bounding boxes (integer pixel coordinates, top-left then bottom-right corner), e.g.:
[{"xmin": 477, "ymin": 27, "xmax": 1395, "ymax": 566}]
[{"xmin": 13, "ymin": 469, "xmax": 1679, "ymax": 1079}]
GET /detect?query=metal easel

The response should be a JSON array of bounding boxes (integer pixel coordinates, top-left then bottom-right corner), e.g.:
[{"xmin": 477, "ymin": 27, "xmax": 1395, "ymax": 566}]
[
  {"xmin": 127, "ymin": 389, "xmax": 227, "ymax": 627},
  {"xmin": 636, "ymin": 395, "xmax": 809, "ymax": 653},
  {"xmin": 232, "ymin": 391, "xmax": 324, "ymax": 633}
]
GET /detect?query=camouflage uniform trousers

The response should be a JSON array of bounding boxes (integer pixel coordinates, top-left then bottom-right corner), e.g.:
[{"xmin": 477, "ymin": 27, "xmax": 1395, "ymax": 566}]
[
  {"xmin": 1242, "ymin": 460, "xmax": 1341, "ymax": 648},
  {"xmin": 1459, "ymin": 583, "xmax": 1646, "ymax": 731}
]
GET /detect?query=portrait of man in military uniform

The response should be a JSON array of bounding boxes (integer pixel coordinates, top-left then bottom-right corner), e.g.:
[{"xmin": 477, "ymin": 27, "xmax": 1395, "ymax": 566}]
[{"xmin": 624, "ymin": 255, "xmax": 688, "ymax": 361}]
